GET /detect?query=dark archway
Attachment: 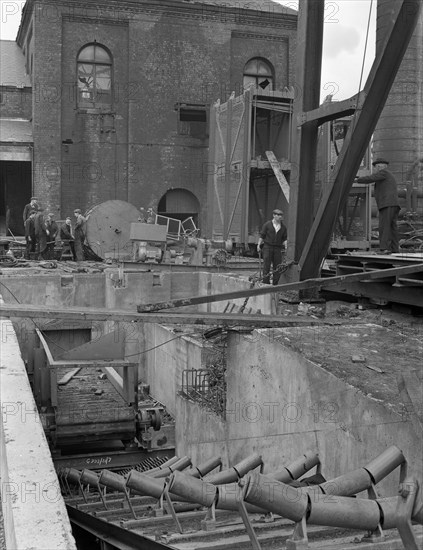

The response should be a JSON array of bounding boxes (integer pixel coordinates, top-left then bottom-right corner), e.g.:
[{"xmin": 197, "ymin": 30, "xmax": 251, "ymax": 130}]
[{"xmin": 157, "ymin": 188, "xmax": 200, "ymax": 227}]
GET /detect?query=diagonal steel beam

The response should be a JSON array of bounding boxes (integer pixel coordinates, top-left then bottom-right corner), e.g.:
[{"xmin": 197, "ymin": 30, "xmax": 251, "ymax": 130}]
[{"xmin": 298, "ymin": 0, "xmax": 422, "ymax": 280}]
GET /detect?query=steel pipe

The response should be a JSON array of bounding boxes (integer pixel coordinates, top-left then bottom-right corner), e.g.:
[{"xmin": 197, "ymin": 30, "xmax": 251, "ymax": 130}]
[
  {"xmin": 308, "ymin": 494, "xmax": 381, "ymax": 530},
  {"xmin": 126, "ymin": 470, "xmax": 166, "ymax": 500},
  {"xmin": 185, "ymin": 456, "xmax": 222, "ymax": 478},
  {"xmin": 364, "ymin": 445, "xmax": 405, "ymax": 484},
  {"xmin": 145, "ymin": 456, "xmax": 180, "ymax": 476},
  {"xmin": 244, "ymin": 473, "xmax": 423, "ymax": 531},
  {"xmin": 269, "ymin": 450, "xmax": 320, "ymax": 483},
  {"xmin": 150, "ymin": 456, "xmax": 192, "ymax": 478},
  {"xmin": 243, "ymin": 472, "xmax": 309, "ymax": 522},
  {"xmin": 66, "ymin": 468, "xmax": 82, "ymax": 485},
  {"xmin": 80, "ymin": 469, "xmax": 100, "ymax": 486},
  {"xmin": 205, "ymin": 453, "xmax": 262, "ymax": 484},
  {"xmin": 216, "ymin": 483, "xmax": 266, "ymax": 514},
  {"xmin": 98, "ymin": 470, "xmax": 127, "ymax": 493},
  {"xmin": 318, "ymin": 468, "xmax": 371, "ymax": 496},
  {"xmin": 167, "ymin": 470, "xmax": 218, "ymax": 508}
]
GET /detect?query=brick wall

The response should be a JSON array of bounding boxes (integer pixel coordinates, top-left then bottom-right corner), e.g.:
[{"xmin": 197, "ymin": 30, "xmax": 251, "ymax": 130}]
[
  {"xmin": 0, "ymin": 88, "xmax": 32, "ymax": 119},
  {"xmin": 20, "ymin": 0, "xmax": 297, "ymax": 228}
]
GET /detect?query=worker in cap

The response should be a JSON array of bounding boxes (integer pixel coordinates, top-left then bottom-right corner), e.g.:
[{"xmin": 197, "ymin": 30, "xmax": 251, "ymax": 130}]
[
  {"xmin": 355, "ymin": 158, "xmax": 400, "ymax": 254},
  {"xmin": 23, "ymin": 196, "xmax": 39, "ymax": 223},
  {"xmin": 257, "ymin": 209, "xmax": 287, "ymax": 285},
  {"xmin": 73, "ymin": 209, "xmax": 86, "ymax": 261}
]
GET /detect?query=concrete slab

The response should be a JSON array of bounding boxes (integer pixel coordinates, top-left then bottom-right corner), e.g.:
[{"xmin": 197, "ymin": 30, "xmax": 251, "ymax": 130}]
[{"xmin": 0, "ymin": 308, "xmax": 76, "ymax": 549}]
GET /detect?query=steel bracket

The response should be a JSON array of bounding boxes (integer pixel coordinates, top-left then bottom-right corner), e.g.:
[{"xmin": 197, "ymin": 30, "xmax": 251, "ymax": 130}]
[
  {"xmin": 164, "ymin": 486, "xmax": 183, "ymax": 534},
  {"xmin": 201, "ymin": 501, "xmax": 217, "ymax": 531},
  {"xmin": 286, "ymin": 515, "xmax": 308, "ymax": 550},
  {"xmin": 396, "ymin": 477, "xmax": 420, "ymax": 550},
  {"xmin": 237, "ymin": 481, "xmax": 262, "ymax": 550}
]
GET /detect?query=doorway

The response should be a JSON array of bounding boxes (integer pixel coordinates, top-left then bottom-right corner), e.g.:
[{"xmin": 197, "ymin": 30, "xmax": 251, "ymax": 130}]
[{"xmin": 0, "ymin": 161, "xmax": 32, "ymax": 236}]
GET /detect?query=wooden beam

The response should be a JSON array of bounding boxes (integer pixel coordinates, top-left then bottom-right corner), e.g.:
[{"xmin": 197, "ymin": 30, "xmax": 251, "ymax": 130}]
[
  {"xmin": 1, "ymin": 303, "xmax": 358, "ymax": 328},
  {"xmin": 265, "ymin": 151, "xmax": 290, "ymax": 202},
  {"xmin": 298, "ymin": 93, "xmax": 365, "ymax": 125}
]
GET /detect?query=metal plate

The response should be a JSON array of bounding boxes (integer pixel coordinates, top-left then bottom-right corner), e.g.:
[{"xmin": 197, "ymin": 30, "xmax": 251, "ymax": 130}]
[{"xmin": 85, "ymin": 200, "xmax": 140, "ymax": 259}]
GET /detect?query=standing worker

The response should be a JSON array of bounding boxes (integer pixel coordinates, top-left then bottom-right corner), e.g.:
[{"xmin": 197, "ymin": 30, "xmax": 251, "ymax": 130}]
[
  {"xmin": 45, "ymin": 213, "xmax": 58, "ymax": 259},
  {"xmin": 257, "ymin": 209, "xmax": 287, "ymax": 285},
  {"xmin": 24, "ymin": 210, "xmax": 36, "ymax": 259},
  {"xmin": 23, "ymin": 197, "xmax": 39, "ymax": 223},
  {"xmin": 34, "ymin": 209, "xmax": 49, "ymax": 260},
  {"xmin": 73, "ymin": 209, "xmax": 86, "ymax": 261},
  {"xmin": 356, "ymin": 158, "xmax": 400, "ymax": 254},
  {"xmin": 60, "ymin": 217, "xmax": 76, "ymax": 260}
]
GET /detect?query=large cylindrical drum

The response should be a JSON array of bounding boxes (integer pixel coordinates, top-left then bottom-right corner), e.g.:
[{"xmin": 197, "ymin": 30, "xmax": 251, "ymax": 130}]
[
  {"xmin": 98, "ymin": 470, "xmax": 126, "ymax": 492},
  {"xmin": 286, "ymin": 451, "xmax": 320, "ymax": 480},
  {"xmin": 167, "ymin": 471, "xmax": 217, "ymax": 508},
  {"xmin": 243, "ymin": 472, "xmax": 308, "ymax": 522},
  {"xmin": 364, "ymin": 445, "xmax": 404, "ymax": 484},
  {"xmin": 80, "ymin": 469, "xmax": 100, "ymax": 486},
  {"xmin": 319, "ymin": 468, "xmax": 371, "ymax": 496},
  {"xmin": 126, "ymin": 470, "xmax": 165, "ymax": 499},
  {"xmin": 309, "ymin": 494, "xmax": 381, "ymax": 530}
]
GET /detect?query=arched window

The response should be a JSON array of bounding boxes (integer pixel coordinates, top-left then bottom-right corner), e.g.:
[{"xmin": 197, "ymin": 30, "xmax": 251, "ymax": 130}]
[
  {"xmin": 77, "ymin": 44, "xmax": 112, "ymax": 108},
  {"xmin": 243, "ymin": 58, "xmax": 274, "ymax": 91}
]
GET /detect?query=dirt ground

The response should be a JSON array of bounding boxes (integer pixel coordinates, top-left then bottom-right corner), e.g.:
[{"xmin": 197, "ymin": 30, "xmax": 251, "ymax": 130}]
[{"xmin": 276, "ymin": 298, "xmax": 423, "ymax": 421}]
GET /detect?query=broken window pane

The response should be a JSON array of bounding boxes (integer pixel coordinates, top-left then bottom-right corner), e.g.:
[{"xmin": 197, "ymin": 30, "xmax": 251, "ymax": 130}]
[{"xmin": 77, "ymin": 44, "xmax": 112, "ymax": 108}]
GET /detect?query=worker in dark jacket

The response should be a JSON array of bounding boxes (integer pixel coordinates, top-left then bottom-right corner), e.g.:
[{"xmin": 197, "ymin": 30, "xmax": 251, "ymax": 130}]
[
  {"xmin": 356, "ymin": 158, "xmax": 400, "ymax": 253},
  {"xmin": 73, "ymin": 209, "xmax": 86, "ymax": 261},
  {"xmin": 24, "ymin": 210, "xmax": 37, "ymax": 259},
  {"xmin": 45, "ymin": 213, "xmax": 59, "ymax": 259},
  {"xmin": 23, "ymin": 197, "xmax": 39, "ymax": 223},
  {"xmin": 34, "ymin": 209, "xmax": 49, "ymax": 259},
  {"xmin": 60, "ymin": 217, "xmax": 76, "ymax": 260},
  {"xmin": 257, "ymin": 209, "xmax": 287, "ymax": 285}
]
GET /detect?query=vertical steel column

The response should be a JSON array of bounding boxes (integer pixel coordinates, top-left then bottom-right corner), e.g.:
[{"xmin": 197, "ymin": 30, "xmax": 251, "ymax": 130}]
[{"xmin": 286, "ymin": 0, "xmax": 325, "ymax": 269}]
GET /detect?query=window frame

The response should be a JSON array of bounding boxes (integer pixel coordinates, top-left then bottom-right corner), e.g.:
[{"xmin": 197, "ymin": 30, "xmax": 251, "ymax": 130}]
[
  {"xmin": 243, "ymin": 57, "xmax": 274, "ymax": 92},
  {"xmin": 76, "ymin": 43, "xmax": 113, "ymax": 111}
]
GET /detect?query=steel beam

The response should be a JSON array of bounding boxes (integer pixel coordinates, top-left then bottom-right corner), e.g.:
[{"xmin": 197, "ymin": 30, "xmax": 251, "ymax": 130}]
[
  {"xmin": 298, "ymin": 0, "xmax": 422, "ymax": 279},
  {"xmin": 287, "ymin": 0, "xmax": 324, "ymax": 265},
  {"xmin": 67, "ymin": 505, "xmax": 173, "ymax": 550}
]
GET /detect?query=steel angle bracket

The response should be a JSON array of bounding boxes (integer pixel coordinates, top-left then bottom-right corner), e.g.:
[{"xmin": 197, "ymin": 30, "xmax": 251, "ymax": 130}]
[
  {"xmin": 396, "ymin": 478, "xmax": 420, "ymax": 550},
  {"xmin": 364, "ymin": 483, "xmax": 384, "ymax": 542},
  {"xmin": 237, "ymin": 480, "xmax": 262, "ymax": 550},
  {"xmin": 163, "ymin": 486, "xmax": 183, "ymax": 534},
  {"xmin": 286, "ymin": 515, "xmax": 308, "ymax": 550},
  {"xmin": 201, "ymin": 500, "xmax": 217, "ymax": 531}
]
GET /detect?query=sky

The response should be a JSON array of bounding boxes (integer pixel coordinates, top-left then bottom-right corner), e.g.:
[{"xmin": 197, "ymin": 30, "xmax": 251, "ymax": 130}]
[{"xmin": 0, "ymin": 0, "xmax": 376, "ymax": 101}]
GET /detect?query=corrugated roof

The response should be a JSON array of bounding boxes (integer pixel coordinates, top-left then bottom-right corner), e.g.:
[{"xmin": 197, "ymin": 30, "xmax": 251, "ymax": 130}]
[
  {"xmin": 184, "ymin": 0, "xmax": 297, "ymax": 15},
  {"xmin": 0, "ymin": 119, "xmax": 33, "ymax": 142},
  {"xmin": 0, "ymin": 41, "xmax": 31, "ymax": 87}
]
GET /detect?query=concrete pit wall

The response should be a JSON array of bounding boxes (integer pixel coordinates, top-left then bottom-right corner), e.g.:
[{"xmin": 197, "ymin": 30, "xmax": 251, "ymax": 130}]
[
  {"xmin": 176, "ymin": 327, "xmax": 422, "ymax": 497},
  {"xmin": 0, "ymin": 313, "xmax": 76, "ymax": 550}
]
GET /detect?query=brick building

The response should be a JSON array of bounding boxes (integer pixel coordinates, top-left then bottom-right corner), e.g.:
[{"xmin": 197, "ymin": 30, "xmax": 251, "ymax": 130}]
[{"xmin": 0, "ymin": 0, "xmax": 297, "ymax": 235}]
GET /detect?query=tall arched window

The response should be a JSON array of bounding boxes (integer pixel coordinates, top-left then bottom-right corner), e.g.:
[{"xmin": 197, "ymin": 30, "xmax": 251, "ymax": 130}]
[
  {"xmin": 77, "ymin": 44, "xmax": 112, "ymax": 108},
  {"xmin": 243, "ymin": 58, "xmax": 274, "ymax": 91}
]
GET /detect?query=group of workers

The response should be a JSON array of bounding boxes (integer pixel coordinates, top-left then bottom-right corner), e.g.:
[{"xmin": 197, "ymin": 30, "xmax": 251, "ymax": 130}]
[
  {"xmin": 257, "ymin": 157, "xmax": 401, "ymax": 285},
  {"xmin": 23, "ymin": 198, "xmax": 86, "ymax": 261},
  {"xmin": 21, "ymin": 157, "xmax": 399, "ymax": 273}
]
